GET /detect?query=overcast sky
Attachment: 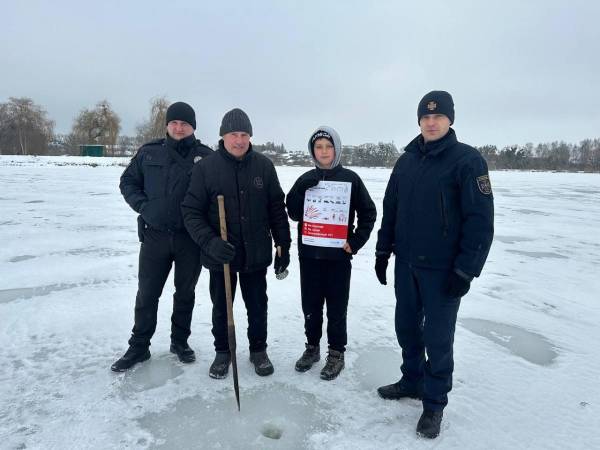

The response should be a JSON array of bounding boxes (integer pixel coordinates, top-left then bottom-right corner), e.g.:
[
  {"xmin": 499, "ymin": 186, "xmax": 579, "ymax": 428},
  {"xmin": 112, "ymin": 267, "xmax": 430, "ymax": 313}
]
[{"xmin": 2, "ymin": 0, "xmax": 599, "ymax": 151}]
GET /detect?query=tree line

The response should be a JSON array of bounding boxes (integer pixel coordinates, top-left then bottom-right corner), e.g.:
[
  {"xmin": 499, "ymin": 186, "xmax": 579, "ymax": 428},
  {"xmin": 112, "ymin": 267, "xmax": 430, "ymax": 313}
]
[
  {"xmin": 256, "ymin": 141, "xmax": 401, "ymax": 167},
  {"xmin": 477, "ymin": 142, "xmax": 600, "ymax": 172},
  {"xmin": 1, "ymin": 96, "xmax": 599, "ymax": 171},
  {"xmin": 0, "ymin": 96, "xmax": 168, "ymax": 157}
]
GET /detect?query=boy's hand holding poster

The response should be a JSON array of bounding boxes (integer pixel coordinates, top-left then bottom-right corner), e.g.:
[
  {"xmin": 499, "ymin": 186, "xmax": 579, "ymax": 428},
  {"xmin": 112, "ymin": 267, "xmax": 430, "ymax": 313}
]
[{"xmin": 302, "ymin": 181, "xmax": 351, "ymax": 248}]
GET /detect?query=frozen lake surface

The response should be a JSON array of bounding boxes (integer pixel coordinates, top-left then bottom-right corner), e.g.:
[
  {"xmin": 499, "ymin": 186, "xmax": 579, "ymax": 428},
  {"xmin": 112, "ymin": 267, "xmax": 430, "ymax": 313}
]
[{"xmin": 1, "ymin": 155, "xmax": 599, "ymax": 449}]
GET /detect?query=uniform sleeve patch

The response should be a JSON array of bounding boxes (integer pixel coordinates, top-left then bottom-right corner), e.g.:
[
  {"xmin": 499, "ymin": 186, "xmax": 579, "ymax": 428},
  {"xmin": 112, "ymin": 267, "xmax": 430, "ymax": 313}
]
[{"xmin": 476, "ymin": 175, "xmax": 492, "ymax": 195}]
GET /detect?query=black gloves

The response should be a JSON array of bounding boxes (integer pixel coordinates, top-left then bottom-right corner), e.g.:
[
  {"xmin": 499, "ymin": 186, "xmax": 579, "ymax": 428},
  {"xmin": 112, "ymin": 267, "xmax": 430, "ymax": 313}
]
[
  {"xmin": 375, "ymin": 256, "xmax": 389, "ymax": 285},
  {"xmin": 297, "ymin": 178, "xmax": 319, "ymax": 195},
  {"xmin": 207, "ymin": 237, "xmax": 235, "ymax": 264},
  {"xmin": 445, "ymin": 271, "xmax": 471, "ymax": 298},
  {"xmin": 274, "ymin": 246, "xmax": 290, "ymax": 275}
]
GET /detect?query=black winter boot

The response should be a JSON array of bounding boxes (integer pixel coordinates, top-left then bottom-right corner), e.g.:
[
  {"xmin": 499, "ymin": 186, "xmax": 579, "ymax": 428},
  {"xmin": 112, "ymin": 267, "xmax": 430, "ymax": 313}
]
[
  {"xmin": 250, "ymin": 350, "xmax": 274, "ymax": 376},
  {"xmin": 111, "ymin": 346, "xmax": 151, "ymax": 372},
  {"xmin": 170, "ymin": 341, "xmax": 196, "ymax": 363},
  {"xmin": 295, "ymin": 344, "xmax": 320, "ymax": 372},
  {"xmin": 320, "ymin": 349, "xmax": 344, "ymax": 380},
  {"xmin": 209, "ymin": 352, "xmax": 231, "ymax": 379},
  {"xmin": 377, "ymin": 379, "xmax": 423, "ymax": 400},
  {"xmin": 416, "ymin": 409, "xmax": 443, "ymax": 439}
]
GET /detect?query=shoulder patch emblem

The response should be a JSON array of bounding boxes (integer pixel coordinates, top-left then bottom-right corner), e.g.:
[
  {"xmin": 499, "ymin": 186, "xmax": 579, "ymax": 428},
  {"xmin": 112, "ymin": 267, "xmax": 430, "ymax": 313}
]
[
  {"xmin": 254, "ymin": 177, "xmax": 264, "ymax": 189},
  {"xmin": 476, "ymin": 175, "xmax": 492, "ymax": 195},
  {"xmin": 194, "ymin": 156, "xmax": 202, "ymax": 163}
]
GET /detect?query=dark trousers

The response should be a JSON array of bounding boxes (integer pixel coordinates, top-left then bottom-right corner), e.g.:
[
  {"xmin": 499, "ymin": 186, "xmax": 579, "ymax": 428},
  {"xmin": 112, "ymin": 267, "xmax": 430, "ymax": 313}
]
[
  {"xmin": 209, "ymin": 268, "xmax": 268, "ymax": 353},
  {"xmin": 128, "ymin": 228, "xmax": 202, "ymax": 349},
  {"xmin": 299, "ymin": 258, "xmax": 352, "ymax": 353},
  {"xmin": 394, "ymin": 262, "xmax": 461, "ymax": 411}
]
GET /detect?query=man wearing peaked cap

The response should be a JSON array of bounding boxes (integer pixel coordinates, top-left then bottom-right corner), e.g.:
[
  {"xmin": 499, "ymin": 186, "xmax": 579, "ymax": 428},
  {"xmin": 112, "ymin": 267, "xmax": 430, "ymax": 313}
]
[
  {"xmin": 375, "ymin": 91, "xmax": 494, "ymax": 439},
  {"xmin": 112, "ymin": 101, "xmax": 213, "ymax": 372},
  {"xmin": 182, "ymin": 108, "xmax": 291, "ymax": 379}
]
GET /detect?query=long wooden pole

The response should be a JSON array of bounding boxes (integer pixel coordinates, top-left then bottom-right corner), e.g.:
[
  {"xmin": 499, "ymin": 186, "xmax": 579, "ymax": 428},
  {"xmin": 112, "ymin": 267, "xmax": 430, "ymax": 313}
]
[{"xmin": 217, "ymin": 195, "xmax": 240, "ymax": 411}]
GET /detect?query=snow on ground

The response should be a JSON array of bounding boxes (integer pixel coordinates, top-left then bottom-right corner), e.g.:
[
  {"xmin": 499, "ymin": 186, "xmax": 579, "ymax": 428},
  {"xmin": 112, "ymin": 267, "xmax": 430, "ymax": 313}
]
[{"xmin": 1, "ymin": 155, "xmax": 599, "ymax": 449}]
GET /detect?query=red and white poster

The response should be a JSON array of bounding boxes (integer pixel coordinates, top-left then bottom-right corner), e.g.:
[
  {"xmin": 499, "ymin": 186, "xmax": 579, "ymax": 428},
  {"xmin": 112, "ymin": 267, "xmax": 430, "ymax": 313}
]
[{"xmin": 302, "ymin": 181, "xmax": 352, "ymax": 248}]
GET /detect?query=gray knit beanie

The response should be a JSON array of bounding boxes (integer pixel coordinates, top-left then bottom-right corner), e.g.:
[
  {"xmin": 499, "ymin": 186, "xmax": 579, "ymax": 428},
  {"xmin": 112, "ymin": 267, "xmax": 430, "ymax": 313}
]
[{"xmin": 219, "ymin": 108, "xmax": 253, "ymax": 137}]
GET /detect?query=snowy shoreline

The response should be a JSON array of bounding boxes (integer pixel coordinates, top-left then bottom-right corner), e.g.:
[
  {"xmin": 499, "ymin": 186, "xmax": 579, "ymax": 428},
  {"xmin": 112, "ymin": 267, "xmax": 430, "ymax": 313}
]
[{"xmin": 2, "ymin": 155, "xmax": 599, "ymax": 175}]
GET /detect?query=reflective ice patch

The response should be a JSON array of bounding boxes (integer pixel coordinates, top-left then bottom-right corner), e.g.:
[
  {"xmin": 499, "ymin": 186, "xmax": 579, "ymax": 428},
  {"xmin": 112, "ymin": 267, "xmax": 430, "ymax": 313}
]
[{"xmin": 461, "ymin": 318, "xmax": 558, "ymax": 365}]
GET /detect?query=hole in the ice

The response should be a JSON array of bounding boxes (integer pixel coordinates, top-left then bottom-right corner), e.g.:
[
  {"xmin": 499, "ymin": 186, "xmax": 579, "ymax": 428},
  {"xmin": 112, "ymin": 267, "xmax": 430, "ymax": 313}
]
[
  {"xmin": 260, "ymin": 422, "xmax": 283, "ymax": 439},
  {"xmin": 137, "ymin": 384, "xmax": 330, "ymax": 448}
]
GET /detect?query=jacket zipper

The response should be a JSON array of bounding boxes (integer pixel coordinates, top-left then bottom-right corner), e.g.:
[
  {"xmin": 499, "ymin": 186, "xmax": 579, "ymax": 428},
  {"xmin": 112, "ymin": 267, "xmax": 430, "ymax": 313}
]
[
  {"xmin": 440, "ymin": 191, "xmax": 448, "ymax": 237},
  {"xmin": 406, "ymin": 154, "xmax": 428, "ymax": 263}
]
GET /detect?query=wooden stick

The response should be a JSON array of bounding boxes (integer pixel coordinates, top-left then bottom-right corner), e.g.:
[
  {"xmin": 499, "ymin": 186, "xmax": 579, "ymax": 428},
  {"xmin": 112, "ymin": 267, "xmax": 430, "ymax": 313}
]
[{"xmin": 217, "ymin": 195, "xmax": 240, "ymax": 411}]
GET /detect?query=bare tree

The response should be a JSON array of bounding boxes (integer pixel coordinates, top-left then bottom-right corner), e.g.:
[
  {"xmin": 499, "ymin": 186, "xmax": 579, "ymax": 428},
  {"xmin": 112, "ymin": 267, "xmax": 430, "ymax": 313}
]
[
  {"xmin": 70, "ymin": 100, "xmax": 121, "ymax": 153},
  {"xmin": 588, "ymin": 138, "xmax": 600, "ymax": 172},
  {"xmin": 49, "ymin": 133, "xmax": 78, "ymax": 156},
  {"xmin": 115, "ymin": 135, "xmax": 138, "ymax": 157},
  {"xmin": 0, "ymin": 97, "xmax": 54, "ymax": 155},
  {"xmin": 135, "ymin": 96, "xmax": 169, "ymax": 145}
]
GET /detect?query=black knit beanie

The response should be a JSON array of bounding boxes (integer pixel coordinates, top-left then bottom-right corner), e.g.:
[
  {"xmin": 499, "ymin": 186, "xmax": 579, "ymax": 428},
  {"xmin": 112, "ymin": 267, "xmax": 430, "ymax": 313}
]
[
  {"xmin": 219, "ymin": 108, "xmax": 253, "ymax": 137},
  {"xmin": 310, "ymin": 130, "xmax": 334, "ymax": 151},
  {"xmin": 166, "ymin": 102, "xmax": 196, "ymax": 129},
  {"xmin": 417, "ymin": 91, "xmax": 454, "ymax": 125}
]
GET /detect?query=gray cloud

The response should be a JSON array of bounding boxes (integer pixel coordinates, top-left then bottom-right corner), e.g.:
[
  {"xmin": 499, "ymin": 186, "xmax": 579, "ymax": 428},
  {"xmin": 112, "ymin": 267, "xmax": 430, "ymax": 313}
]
[{"xmin": 2, "ymin": 0, "xmax": 598, "ymax": 151}]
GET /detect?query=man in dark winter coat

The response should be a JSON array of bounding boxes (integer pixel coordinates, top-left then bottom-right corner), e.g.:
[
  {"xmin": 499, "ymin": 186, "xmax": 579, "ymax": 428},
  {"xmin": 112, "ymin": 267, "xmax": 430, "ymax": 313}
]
[
  {"xmin": 286, "ymin": 126, "xmax": 376, "ymax": 380},
  {"xmin": 111, "ymin": 101, "xmax": 213, "ymax": 372},
  {"xmin": 375, "ymin": 91, "xmax": 494, "ymax": 438},
  {"xmin": 182, "ymin": 108, "xmax": 291, "ymax": 379}
]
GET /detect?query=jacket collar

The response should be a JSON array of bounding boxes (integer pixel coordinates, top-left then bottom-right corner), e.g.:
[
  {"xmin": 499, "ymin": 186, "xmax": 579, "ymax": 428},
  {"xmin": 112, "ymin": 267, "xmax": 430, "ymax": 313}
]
[
  {"xmin": 315, "ymin": 164, "xmax": 343, "ymax": 179},
  {"xmin": 405, "ymin": 128, "xmax": 457, "ymax": 157},
  {"xmin": 166, "ymin": 133, "xmax": 197, "ymax": 155}
]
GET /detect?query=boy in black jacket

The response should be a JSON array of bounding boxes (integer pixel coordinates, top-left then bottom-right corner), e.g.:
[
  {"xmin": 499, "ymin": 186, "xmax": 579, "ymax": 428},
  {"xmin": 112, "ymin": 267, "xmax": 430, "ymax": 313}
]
[{"xmin": 286, "ymin": 126, "xmax": 376, "ymax": 380}]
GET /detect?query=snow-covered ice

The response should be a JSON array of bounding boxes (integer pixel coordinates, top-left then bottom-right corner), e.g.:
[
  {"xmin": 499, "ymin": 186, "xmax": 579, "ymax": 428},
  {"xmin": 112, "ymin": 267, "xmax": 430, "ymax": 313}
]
[{"xmin": 1, "ymin": 155, "xmax": 599, "ymax": 449}]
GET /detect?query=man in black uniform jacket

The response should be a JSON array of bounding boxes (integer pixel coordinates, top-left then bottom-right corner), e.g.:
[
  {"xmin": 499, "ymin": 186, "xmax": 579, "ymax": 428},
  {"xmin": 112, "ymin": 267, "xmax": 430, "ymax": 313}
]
[
  {"xmin": 112, "ymin": 102, "xmax": 212, "ymax": 372},
  {"xmin": 375, "ymin": 91, "xmax": 494, "ymax": 438},
  {"xmin": 182, "ymin": 108, "xmax": 291, "ymax": 379}
]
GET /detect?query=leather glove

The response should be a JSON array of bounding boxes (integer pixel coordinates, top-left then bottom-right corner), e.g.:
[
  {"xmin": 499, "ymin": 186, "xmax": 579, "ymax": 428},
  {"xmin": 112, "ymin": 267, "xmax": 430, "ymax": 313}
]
[
  {"xmin": 297, "ymin": 178, "xmax": 319, "ymax": 195},
  {"xmin": 445, "ymin": 271, "xmax": 471, "ymax": 298},
  {"xmin": 375, "ymin": 256, "xmax": 389, "ymax": 285},
  {"xmin": 274, "ymin": 246, "xmax": 290, "ymax": 275},
  {"xmin": 207, "ymin": 237, "xmax": 235, "ymax": 264}
]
